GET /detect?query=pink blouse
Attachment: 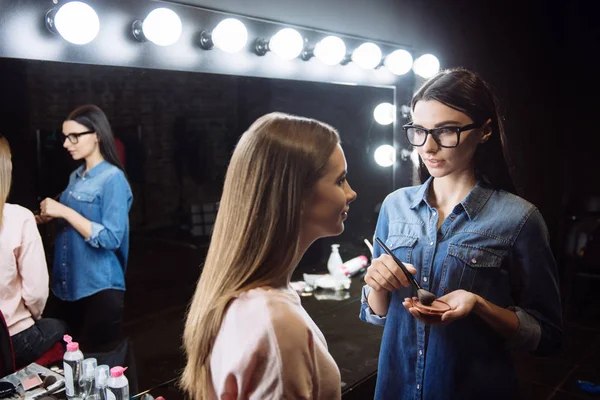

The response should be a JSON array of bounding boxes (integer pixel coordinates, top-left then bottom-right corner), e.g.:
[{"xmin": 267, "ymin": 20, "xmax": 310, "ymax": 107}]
[
  {"xmin": 0, "ymin": 203, "xmax": 49, "ymax": 336},
  {"xmin": 210, "ymin": 286, "xmax": 341, "ymax": 400}
]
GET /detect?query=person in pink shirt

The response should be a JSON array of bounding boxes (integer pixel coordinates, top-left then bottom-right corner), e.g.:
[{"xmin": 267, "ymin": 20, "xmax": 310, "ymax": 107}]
[
  {"xmin": 182, "ymin": 113, "xmax": 357, "ymax": 400},
  {"xmin": 0, "ymin": 135, "xmax": 66, "ymax": 369}
]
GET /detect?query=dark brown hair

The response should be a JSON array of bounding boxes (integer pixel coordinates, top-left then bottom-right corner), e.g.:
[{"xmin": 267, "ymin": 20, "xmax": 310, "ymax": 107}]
[
  {"xmin": 67, "ymin": 105, "xmax": 124, "ymax": 172},
  {"xmin": 412, "ymin": 68, "xmax": 516, "ymax": 194}
]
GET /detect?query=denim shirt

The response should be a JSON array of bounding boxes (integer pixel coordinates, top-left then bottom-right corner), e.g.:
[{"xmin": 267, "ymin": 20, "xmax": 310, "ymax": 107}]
[
  {"xmin": 52, "ymin": 161, "xmax": 132, "ymax": 302},
  {"xmin": 360, "ymin": 178, "xmax": 562, "ymax": 400}
]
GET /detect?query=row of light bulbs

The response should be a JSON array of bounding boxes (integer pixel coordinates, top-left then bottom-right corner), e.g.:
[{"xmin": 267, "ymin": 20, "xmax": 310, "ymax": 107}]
[{"xmin": 45, "ymin": 2, "xmax": 441, "ymax": 78}]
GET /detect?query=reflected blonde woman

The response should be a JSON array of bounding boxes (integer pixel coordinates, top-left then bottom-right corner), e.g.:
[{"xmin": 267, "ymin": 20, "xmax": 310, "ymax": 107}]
[
  {"xmin": 0, "ymin": 135, "xmax": 66, "ymax": 369},
  {"xmin": 182, "ymin": 112, "xmax": 357, "ymax": 399}
]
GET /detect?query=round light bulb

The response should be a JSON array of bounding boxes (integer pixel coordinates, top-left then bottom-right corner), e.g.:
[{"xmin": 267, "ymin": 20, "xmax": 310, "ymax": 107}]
[
  {"xmin": 142, "ymin": 8, "xmax": 182, "ymax": 46},
  {"xmin": 384, "ymin": 49, "xmax": 413, "ymax": 75},
  {"xmin": 373, "ymin": 103, "xmax": 395, "ymax": 125},
  {"xmin": 351, "ymin": 42, "xmax": 382, "ymax": 69},
  {"xmin": 269, "ymin": 28, "xmax": 304, "ymax": 60},
  {"xmin": 212, "ymin": 18, "xmax": 248, "ymax": 53},
  {"xmin": 413, "ymin": 54, "xmax": 440, "ymax": 78},
  {"xmin": 410, "ymin": 148, "xmax": 420, "ymax": 168},
  {"xmin": 374, "ymin": 145, "xmax": 396, "ymax": 167},
  {"xmin": 314, "ymin": 36, "xmax": 346, "ymax": 66},
  {"xmin": 54, "ymin": 1, "xmax": 100, "ymax": 45}
]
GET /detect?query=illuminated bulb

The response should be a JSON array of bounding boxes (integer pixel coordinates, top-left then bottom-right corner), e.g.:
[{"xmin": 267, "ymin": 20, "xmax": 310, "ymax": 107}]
[
  {"xmin": 141, "ymin": 8, "xmax": 182, "ymax": 46},
  {"xmin": 314, "ymin": 36, "xmax": 346, "ymax": 65},
  {"xmin": 373, "ymin": 103, "xmax": 395, "ymax": 125},
  {"xmin": 384, "ymin": 49, "xmax": 413, "ymax": 75},
  {"xmin": 374, "ymin": 145, "xmax": 396, "ymax": 167},
  {"xmin": 212, "ymin": 18, "xmax": 248, "ymax": 53},
  {"xmin": 51, "ymin": 1, "xmax": 100, "ymax": 45},
  {"xmin": 351, "ymin": 42, "xmax": 382, "ymax": 69},
  {"xmin": 269, "ymin": 28, "xmax": 304, "ymax": 60},
  {"xmin": 411, "ymin": 148, "xmax": 420, "ymax": 168},
  {"xmin": 413, "ymin": 54, "xmax": 440, "ymax": 78}
]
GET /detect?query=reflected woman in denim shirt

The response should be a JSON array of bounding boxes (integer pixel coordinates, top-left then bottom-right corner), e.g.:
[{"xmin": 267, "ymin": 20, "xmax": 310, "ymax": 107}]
[
  {"xmin": 37, "ymin": 105, "xmax": 132, "ymax": 351},
  {"xmin": 360, "ymin": 69, "xmax": 562, "ymax": 399}
]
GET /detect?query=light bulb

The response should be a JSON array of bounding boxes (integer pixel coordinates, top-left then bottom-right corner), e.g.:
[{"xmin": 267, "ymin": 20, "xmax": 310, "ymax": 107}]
[
  {"xmin": 384, "ymin": 49, "xmax": 413, "ymax": 75},
  {"xmin": 413, "ymin": 54, "xmax": 440, "ymax": 78},
  {"xmin": 374, "ymin": 145, "xmax": 396, "ymax": 167},
  {"xmin": 141, "ymin": 8, "xmax": 182, "ymax": 46},
  {"xmin": 373, "ymin": 103, "xmax": 395, "ymax": 125},
  {"xmin": 314, "ymin": 36, "xmax": 346, "ymax": 66},
  {"xmin": 212, "ymin": 18, "xmax": 248, "ymax": 53},
  {"xmin": 269, "ymin": 28, "xmax": 304, "ymax": 60},
  {"xmin": 410, "ymin": 148, "xmax": 420, "ymax": 168},
  {"xmin": 351, "ymin": 42, "xmax": 382, "ymax": 69},
  {"xmin": 53, "ymin": 2, "xmax": 99, "ymax": 45}
]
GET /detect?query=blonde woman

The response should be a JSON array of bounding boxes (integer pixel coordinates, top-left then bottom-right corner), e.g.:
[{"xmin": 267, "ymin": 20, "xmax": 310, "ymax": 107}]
[
  {"xmin": 0, "ymin": 135, "xmax": 66, "ymax": 369},
  {"xmin": 182, "ymin": 113, "xmax": 357, "ymax": 399}
]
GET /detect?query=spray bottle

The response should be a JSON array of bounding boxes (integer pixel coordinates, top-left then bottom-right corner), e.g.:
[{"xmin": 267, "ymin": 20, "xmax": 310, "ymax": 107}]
[{"xmin": 79, "ymin": 358, "xmax": 97, "ymax": 399}]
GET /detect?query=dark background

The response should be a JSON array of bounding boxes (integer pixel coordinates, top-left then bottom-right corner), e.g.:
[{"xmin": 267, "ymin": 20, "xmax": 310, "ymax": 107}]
[{"xmin": 1, "ymin": 0, "xmax": 599, "ymax": 398}]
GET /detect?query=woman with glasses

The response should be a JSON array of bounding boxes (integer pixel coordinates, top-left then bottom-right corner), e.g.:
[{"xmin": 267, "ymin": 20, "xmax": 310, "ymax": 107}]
[
  {"xmin": 37, "ymin": 105, "xmax": 132, "ymax": 351},
  {"xmin": 0, "ymin": 134, "xmax": 66, "ymax": 369},
  {"xmin": 360, "ymin": 69, "xmax": 562, "ymax": 399}
]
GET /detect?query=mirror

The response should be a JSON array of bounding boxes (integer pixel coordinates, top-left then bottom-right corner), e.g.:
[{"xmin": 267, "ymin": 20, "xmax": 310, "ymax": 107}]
[{"xmin": 0, "ymin": 56, "xmax": 410, "ymax": 393}]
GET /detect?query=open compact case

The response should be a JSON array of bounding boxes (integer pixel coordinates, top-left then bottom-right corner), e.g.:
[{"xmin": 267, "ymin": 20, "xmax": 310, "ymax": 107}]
[
  {"xmin": 407, "ymin": 298, "xmax": 452, "ymax": 322},
  {"xmin": 0, "ymin": 363, "xmax": 64, "ymax": 400},
  {"xmin": 412, "ymin": 299, "xmax": 451, "ymax": 315}
]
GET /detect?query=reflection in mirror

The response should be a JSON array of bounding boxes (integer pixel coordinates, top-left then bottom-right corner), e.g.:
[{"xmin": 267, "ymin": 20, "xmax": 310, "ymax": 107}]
[{"xmin": 0, "ymin": 57, "xmax": 409, "ymax": 395}]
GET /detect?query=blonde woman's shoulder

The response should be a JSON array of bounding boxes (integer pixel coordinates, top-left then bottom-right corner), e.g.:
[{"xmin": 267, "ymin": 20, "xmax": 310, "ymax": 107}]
[
  {"xmin": 3, "ymin": 203, "xmax": 35, "ymax": 224},
  {"xmin": 211, "ymin": 287, "xmax": 339, "ymax": 399}
]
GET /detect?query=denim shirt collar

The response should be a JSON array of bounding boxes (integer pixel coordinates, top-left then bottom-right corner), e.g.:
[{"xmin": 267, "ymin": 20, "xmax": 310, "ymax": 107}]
[
  {"xmin": 75, "ymin": 160, "xmax": 109, "ymax": 179},
  {"xmin": 409, "ymin": 176, "xmax": 494, "ymax": 220}
]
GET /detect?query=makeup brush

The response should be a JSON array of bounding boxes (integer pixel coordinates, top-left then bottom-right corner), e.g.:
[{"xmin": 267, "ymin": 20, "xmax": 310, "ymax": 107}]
[{"xmin": 375, "ymin": 237, "xmax": 436, "ymax": 306}]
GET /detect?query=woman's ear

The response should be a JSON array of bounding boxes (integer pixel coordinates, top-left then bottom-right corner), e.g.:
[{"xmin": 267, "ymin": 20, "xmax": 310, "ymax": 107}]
[{"xmin": 480, "ymin": 119, "xmax": 492, "ymax": 143}]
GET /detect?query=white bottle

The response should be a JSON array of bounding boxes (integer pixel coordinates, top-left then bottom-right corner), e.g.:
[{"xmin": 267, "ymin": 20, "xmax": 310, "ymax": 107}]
[
  {"xmin": 327, "ymin": 244, "xmax": 344, "ymax": 278},
  {"xmin": 63, "ymin": 335, "xmax": 84, "ymax": 400},
  {"xmin": 107, "ymin": 366, "xmax": 129, "ymax": 400}
]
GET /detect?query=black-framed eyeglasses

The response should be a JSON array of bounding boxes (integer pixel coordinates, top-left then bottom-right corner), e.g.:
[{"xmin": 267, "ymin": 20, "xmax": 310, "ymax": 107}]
[
  {"xmin": 402, "ymin": 123, "xmax": 481, "ymax": 148},
  {"xmin": 63, "ymin": 130, "xmax": 95, "ymax": 144}
]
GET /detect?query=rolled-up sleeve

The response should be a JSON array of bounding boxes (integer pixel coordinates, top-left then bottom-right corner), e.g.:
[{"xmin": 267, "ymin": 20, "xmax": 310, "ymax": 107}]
[
  {"xmin": 360, "ymin": 285, "xmax": 387, "ymax": 326},
  {"xmin": 509, "ymin": 208, "xmax": 563, "ymax": 355},
  {"xmin": 85, "ymin": 172, "xmax": 132, "ymax": 250}
]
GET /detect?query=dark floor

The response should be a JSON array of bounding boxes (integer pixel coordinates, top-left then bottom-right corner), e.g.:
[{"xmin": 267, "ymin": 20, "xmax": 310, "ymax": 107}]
[{"xmin": 121, "ymin": 235, "xmax": 600, "ymax": 399}]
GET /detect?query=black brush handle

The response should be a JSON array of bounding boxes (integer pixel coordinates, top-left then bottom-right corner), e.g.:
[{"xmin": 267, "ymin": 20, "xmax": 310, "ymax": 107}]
[{"xmin": 375, "ymin": 237, "xmax": 422, "ymax": 291}]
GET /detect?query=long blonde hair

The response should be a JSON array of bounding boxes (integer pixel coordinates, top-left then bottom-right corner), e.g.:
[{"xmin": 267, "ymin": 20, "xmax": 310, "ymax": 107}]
[
  {"xmin": 181, "ymin": 112, "xmax": 339, "ymax": 399},
  {"xmin": 0, "ymin": 137, "xmax": 12, "ymax": 228}
]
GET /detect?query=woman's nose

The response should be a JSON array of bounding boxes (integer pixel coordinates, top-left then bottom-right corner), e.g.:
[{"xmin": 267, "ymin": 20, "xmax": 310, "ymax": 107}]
[
  {"xmin": 346, "ymin": 182, "xmax": 357, "ymax": 204},
  {"xmin": 422, "ymin": 133, "xmax": 439, "ymax": 153}
]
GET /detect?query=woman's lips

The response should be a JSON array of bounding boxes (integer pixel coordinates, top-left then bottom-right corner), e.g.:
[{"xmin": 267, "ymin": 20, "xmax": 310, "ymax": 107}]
[{"xmin": 425, "ymin": 158, "xmax": 444, "ymax": 168}]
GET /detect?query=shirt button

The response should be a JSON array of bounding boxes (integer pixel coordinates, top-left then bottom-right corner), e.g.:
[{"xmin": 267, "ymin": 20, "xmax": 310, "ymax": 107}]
[
  {"xmin": 432, "ymin": 211, "xmax": 437, "ymax": 216},
  {"xmin": 423, "ymin": 277, "xmax": 428, "ymax": 282},
  {"xmin": 471, "ymin": 258, "xmax": 477, "ymax": 264},
  {"xmin": 77, "ymin": 196, "xmax": 81, "ymax": 200},
  {"xmin": 62, "ymin": 263, "xmax": 66, "ymax": 266},
  {"xmin": 69, "ymin": 191, "xmax": 72, "ymax": 195},
  {"xmin": 419, "ymin": 349, "xmax": 423, "ymax": 355},
  {"xmin": 417, "ymin": 384, "xmax": 420, "ymax": 390},
  {"xmin": 430, "ymin": 241, "xmax": 434, "ymax": 246}
]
